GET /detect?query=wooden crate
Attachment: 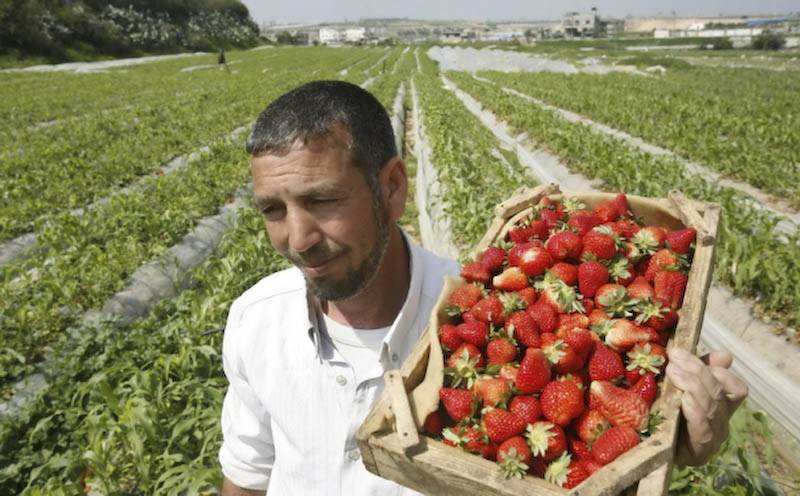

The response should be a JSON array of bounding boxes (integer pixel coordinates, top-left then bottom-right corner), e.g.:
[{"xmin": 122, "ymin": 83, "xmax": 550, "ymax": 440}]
[{"xmin": 358, "ymin": 183, "xmax": 721, "ymax": 496}]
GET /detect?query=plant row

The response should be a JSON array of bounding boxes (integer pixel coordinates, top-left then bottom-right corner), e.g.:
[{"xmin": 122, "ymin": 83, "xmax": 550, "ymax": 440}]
[{"xmin": 478, "ymin": 68, "xmax": 800, "ymax": 207}]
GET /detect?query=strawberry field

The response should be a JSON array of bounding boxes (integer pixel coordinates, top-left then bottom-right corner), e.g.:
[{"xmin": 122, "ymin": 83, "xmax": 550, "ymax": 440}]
[{"xmin": 1, "ymin": 44, "xmax": 799, "ymax": 493}]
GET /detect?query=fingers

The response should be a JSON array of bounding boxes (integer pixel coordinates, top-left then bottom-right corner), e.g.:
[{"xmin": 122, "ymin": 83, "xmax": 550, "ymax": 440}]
[
  {"xmin": 701, "ymin": 350, "xmax": 733, "ymax": 369},
  {"xmin": 708, "ymin": 366, "xmax": 748, "ymax": 411},
  {"xmin": 668, "ymin": 349, "xmax": 725, "ymax": 413}
]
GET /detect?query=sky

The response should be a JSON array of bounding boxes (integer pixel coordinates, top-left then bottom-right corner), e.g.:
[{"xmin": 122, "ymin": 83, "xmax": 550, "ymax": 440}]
[{"xmin": 241, "ymin": 0, "xmax": 797, "ymax": 25}]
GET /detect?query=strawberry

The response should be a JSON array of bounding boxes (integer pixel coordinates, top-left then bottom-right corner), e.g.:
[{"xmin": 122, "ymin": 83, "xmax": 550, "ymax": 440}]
[
  {"xmin": 594, "ymin": 283, "xmax": 630, "ymax": 315},
  {"xmin": 478, "ymin": 245, "xmax": 507, "ymax": 273},
  {"xmin": 594, "ymin": 193, "xmax": 631, "ymax": 223},
  {"xmin": 567, "ymin": 210, "xmax": 601, "ymax": 236},
  {"xmin": 560, "ymin": 326, "xmax": 595, "ymax": 362},
  {"xmin": 422, "ymin": 410, "xmax": 444, "ymax": 436},
  {"xmin": 653, "ymin": 270, "xmax": 689, "ymax": 310},
  {"xmin": 535, "ymin": 273, "xmax": 585, "ymax": 314},
  {"xmin": 575, "ymin": 409, "xmax": 611, "ymax": 444},
  {"xmin": 461, "ymin": 261, "xmax": 490, "ymax": 285},
  {"xmin": 443, "ymin": 425, "xmax": 495, "ymax": 459},
  {"xmin": 446, "ymin": 283, "xmax": 483, "ymax": 316},
  {"xmin": 539, "ymin": 198, "xmax": 565, "ymax": 229},
  {"xmin": 626, "ymin": 342, "xmax": 668, "ymax": 376},
  {"xmin": 591, "ymin": 426, "xmax": 641, "ymax": 465},
  {"xmin": 486, "ymin": 338, "xmax": 518, "ymax": 365},
  {"xmin": 546, "ymin": 231, "xmax": 583, "ymax": 261},
  {"xmin": 589, "ymin": 381, "xmax": 649, "ymax": 431},
  {"xmin": 665, "ymin": 227, "xmax": 696, "ymax": 255},
  {"xmin": 613, "ymin": 219, "xmax": 640, "ymax": 239},
  {"xmin": 605, "ymin": 319, "xmax": 656, "ymax": 352},
  {"xmin": 644, "ymin": 249, "xmax": 679, "ymax": 282},
  {"xmin": 498, "ymin": 363, "xmax": 519, "ymax": 383},
  {"xmin": 469, "ymin": 294, "xmax": 506, "ymax": 325},
  {"xmin": 541, "ymin": 380, "xmax": 585, "ymax": 426},
  {"xmin": 473, "ymin": 376, "xmax": 512, "ymax": 407},
  {"xmin": 626, "ymin": 276, "xmax": 654, "ymax": 301},
  {"xmin": 483, "ymin": 408, "xmax": 527, "ymax": 444},
  {"xmin": 505, "ymin": 310, "xmax": 540, "ymax": 348},
  {"xmin": 578, "ymin": 261, "xmax": 609, "ymax": 298},
  {"xmin": 542, "ymin": 332, "xmax": 584, "ymax": 374},
  {"xmin": 527, "ymin": 300, "xmax": 558, "ymax": 334},
  {"xmin": 588, "ymin": 343, "xmax": 625, "ymax": 382},
  {"xmin": 636, "ymin": 300, "xmax": 678, "ymax": 332},
  {"xmin": 497, "ymin": 436, "xmax": 533, "ymax": 479},
  {"xmin": 608, "ymin": 256, "xmax": 636, "ymax": 286},
  {"xmin": 556, "ymin": 372, "xmax": 587, "ymax": 392},
  {"xmin": 515, "ymin": 347, "xmax": 551, "ymax": 393},
  {"xmin": 492, "ymin": 266, "xmax": 529, "ymax": 291},
  {"xmin": 445, "ymin": 343, "xmax": 484, "ymax": 387},
  {"xmin": 438, "ymin": 323, "xmax": 463, "ymax": 352},
  {"xmin": 516, "ymin": 287, "xmax": 537, "ymax": 307},
  {"xmin": 508, "ymin": 217, "xmax": 548, "ymax": 243},
  {"xmin": 439, "ymin": 387, "xmax": 476, "ymax": 422},
  {"xmin": 569, "ymin": 436, "xmax": 593, "ymax": 461},
  {"xmin": 557, "ymin": 312, "xmax": 590, "ymax": 331},
  {"xmin": 526, "ymin": 421, "xmax": 567, "ymax": 462},
  {"xmin": 582, "ymin": 227, "xmax": 619, "ymax": 260},
  {"xmin": 624, "ymin": 241, "xmax": 643, "ymax": 261},
  {"xmin": 509, "ymin": 395, "xmax": 542, "ymax": 424},
  {"xmin": 509, "ymin": 243, "xmax": 553, "ymax": 277},
  {"xmin": 553, "ymin": 455, "xmax": 593, "ymax": 489},
  {"xmin": 549, "ymin": 262, "xmax": 578, "ymax": 286},
  {"xmin": 632, "ymin": 226, "xmax": 666, "ymax": 255},
  {"xmin": 631, "ymin": 372, "xmax": 658, "ymax": 405},
  {"xmin": 456, "ymin": 320, "xmax": 489, "ymax": 348}
]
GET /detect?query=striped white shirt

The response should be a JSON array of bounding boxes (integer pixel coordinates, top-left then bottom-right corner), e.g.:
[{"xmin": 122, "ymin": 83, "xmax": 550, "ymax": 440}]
[{"xmin": 219, "ymin": 233, "xmax": 459, "ymax": 494}]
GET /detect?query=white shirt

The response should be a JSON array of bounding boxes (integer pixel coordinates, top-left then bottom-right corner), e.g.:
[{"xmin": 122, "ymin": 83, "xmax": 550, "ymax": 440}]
[
  {"xmin": 323, "ymin": 314, "xmax": 391, "ymax": 385},
  {"xmin": 219, "ymin": 233, "xmax": 459, "ymax": 494}
]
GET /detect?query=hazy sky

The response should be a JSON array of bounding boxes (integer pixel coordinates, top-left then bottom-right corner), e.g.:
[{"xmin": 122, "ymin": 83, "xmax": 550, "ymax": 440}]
[{"xmin": 241, "ymin": 0, "xmax": 797, "ymax": 24}]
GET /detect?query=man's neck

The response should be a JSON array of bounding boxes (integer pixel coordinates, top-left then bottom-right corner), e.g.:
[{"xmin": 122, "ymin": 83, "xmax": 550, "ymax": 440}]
[{"xmin": 323, "ymin": 226, "xmax": 410, "ymax": 329}]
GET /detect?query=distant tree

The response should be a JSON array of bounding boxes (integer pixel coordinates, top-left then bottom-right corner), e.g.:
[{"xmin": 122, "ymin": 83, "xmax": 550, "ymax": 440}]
[
  {"xmin": 752, "ymin": 31, "xmax": 786, "ymax": 50},
  {"xmin": 276, "ymin": 31, "xmax": 296, "ymax": 45}
]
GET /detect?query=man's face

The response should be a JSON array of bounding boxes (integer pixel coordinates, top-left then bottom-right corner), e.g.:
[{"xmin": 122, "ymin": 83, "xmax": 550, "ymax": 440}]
[{"xmin": 251, "ymin": 131, "xmax": 390, "ymax": 301}]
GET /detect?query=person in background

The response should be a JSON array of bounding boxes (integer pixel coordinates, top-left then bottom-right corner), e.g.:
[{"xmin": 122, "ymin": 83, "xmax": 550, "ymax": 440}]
[{"xmin": 219, "ymin": 80, "xmax": 749, "ymax": 495}]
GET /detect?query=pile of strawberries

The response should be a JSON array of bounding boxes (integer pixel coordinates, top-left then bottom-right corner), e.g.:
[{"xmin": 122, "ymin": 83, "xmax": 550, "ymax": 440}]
[{"xmin": 426, "ymin": 193, "xmax": 696, "ymax": 489}]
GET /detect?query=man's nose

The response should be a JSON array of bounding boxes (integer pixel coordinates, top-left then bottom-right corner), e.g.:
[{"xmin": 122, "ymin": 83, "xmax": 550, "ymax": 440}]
[{"xmin": 285, "ymin": 208, "xmax": 322, "ymax": 254}]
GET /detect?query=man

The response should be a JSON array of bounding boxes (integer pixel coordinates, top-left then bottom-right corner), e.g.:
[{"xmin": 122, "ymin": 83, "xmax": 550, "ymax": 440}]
[{"xmin": 219, "ymin": 81, "xmax": 748, "ymax": 495}]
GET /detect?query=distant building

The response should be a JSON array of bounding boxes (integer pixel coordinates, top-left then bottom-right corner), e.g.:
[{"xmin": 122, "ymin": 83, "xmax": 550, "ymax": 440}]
[
  {"xmin": 344, "ymin": 27, "xmax": 366, "ymax": 42},
  {"xmin": 562, "ymin": 13, "xmax": 597, "ymax": 37},
  {"xmin": 319, "ymin": 28, "xmax": 341, "ymax": 44},
  {"xmin": 441, "ymin": 30, "xmax": 463, "ymax": 43}
]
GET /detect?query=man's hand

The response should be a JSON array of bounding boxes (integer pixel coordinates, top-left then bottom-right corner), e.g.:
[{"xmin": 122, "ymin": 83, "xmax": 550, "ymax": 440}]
[{"xmin": 665, "ymin": 348, "xmax": 748, "ymax": 466}]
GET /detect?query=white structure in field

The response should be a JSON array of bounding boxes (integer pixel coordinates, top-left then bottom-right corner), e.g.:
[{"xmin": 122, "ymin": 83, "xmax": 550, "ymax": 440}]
[
  {"xmin": 319, "ymin": 28, "xmax": 341, "ymax": 44},
  {"xmin": 344, "ymin": 27, "xmax": 366, "ymax": 42}
]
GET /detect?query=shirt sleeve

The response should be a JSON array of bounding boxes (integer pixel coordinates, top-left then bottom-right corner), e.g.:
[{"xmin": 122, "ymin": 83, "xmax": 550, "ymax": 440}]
[{"xmin": 219, "ymin": 301, "xmax": 275, "ymax": 490}]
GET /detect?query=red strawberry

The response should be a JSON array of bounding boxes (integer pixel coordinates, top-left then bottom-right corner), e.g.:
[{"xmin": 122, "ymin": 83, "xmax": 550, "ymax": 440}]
[
  {"xmin": 594, "ymin": 193, "xmax": 631, "ymax": 223},
  {"xmin": 644, "ymin": 249, "xmax": 679, "ymax": 282},
  {"xmin": 588, "ymin": 343, "xmax": 625, "ymax": 382},
  {"xmin": 497, "ymin": 436, "xmax": 533, "ymax": 479},
  {"xmin": 539, "ymin": 198, "xmax": 565, "ymax": 229},
  {"xmin": 567, "ymin": 210, "xmax": 602, "ymax": 236},
  {"xmin": 633, "ymin": 226, "xmax": 667, "ymax": 255},
  {"xmin": 469, "ymin": 294, "xmax": 506, "ymax": 325},
  {"xmin": 594, "ymin": 283, "xmax": 630, "ymax": 317},
  {"xmin": 483, "ymin": 408, "xmax": 527, "ymax": 444},
  {"xmin": 456, "ymin": 320, "xmax": 489, "ymax": 348},
  {"xmin": 422, "ymin": 410, "xmax": 444, "ymax": 436},
  {"xmin": 636, "ymin": 300, "xmax": 678, "ymax": 332},
  {"xmin": 665, "ymin": 228, "xmax": 696, "ymax": 255},
  {"xmin": 442, "ymin": 425, "xmax": 495, "ymax": 459},
  {"xmin": 516, "ymin": 287, "xmax": 537, "ymax": 307},
  {"xmin": 509, "ymin": 243, "xmax": 553, "ymax": 277},
  {"xmin": 439, "ymin": 387, "xmax": 476, "ymax": 422},
  {"xmin": 461, "ymin": 261, "xmax": 490, "ymax": 285},
  {"xmin": 625, "ymin": 343, "xmax": 668, "ymax": 383},
  {"xmin": 613, "ymin": 219, "xmax": 640, "ymax": 239},
  {"xmin": 631, "ymin": 372, "xmax": 658, "ymax": 405},
  {"xmin": 505, "ymin": 310, "xmax": 540, "ymax": 348},
  {"xmin": 498, "ymin": 363, "xmax": 518, "ymax": 383},
  {"xmin": 492, "ymin": 266, "xmax": 529, "ymax": 291},
  {"xmin": 605, "ymin": 319, "xmax": 656, "ymax": 352},
  {"xmin": 560, "ymin": 326, "xmax": 595, "ymax": 362},
  {"xmin": 542, "ymin": 332, "xmax": 584, "ymax": 374},
  {"xmin": 626, "ymin": 276, "xmax": 654, "ymax": 300},
  {"xmin": 549, "ymin": 262, "xmax": 579, "ymax": 286},
  {"xmin": 582, "ymin": 228, "xmax": 619, "ymax": 260},
  {"xmin": 515, "ymin": 347, "xmax": 551, "ymax": 394},
  {"xmin": 446, "ymin": 283, "xmax": 483, "ymax": 316},
  {"xmin": 575, "ymin": 409, "xmax": 611, "ymax": 444},
  {"xmin": 438, "ymin": 323, "xmax": 463, "ymax": 352},
  {"xmin": 653, "ymin": 270, "xmax": 689, "ymax": 310},
  {"xmin": 486, "ymin": 338, "xmax": 518, "ymax": 365},
  {"xmin": 541, "ymin": 380, "xmax": 585, "ymax": 426},
  {"xmin": 578, "ymin": 261, "xmax": 609, "ymax": 298},
  {"xmin": 561, "ymin": 456, "xmax": 593, "ymax": 489},
  {"xmin": 546, "ymin": 231, "xmax": 583, "ymax": 261},
  {"xmin": 589, "ymin": 381, "xmax": 649, "ymax": 431},
  {"xmin": 478, "ymin": 245, "xmax": 506, "ymax": 273},
  {"xmin": 526, "ymin": 421, "xmax": 566, "ymax": 462},
  {"xmin": 445, "ymin": 343, "xmax": 484, "ymax": 387},
  {"xmin": 508, "ymin": 217, "xmax": 548, "ymax": 243},
  {"xmin": 608, "ymin": 257, "xmax": 636, "ymax": 286},
  {"xmin": 509, "ymin": 395, "xmax": 542, "ymax": 424},
  {"xmin": 535, "ymin": 273, "xmax": 585, "ymax": 314},
  {"xmin": 473, "ymin": 376, "xmax": 512, "ymax": 407},
  {"xmin": 591, "ymin": 426, "xmax": 641, "ymax": 465},
  {"xmin": 527, "ymin": 301, "xmax": 558, "ymax": 334},
  {"xmin": 569, "ymin": 436, "xmax": 593, "ymax": 461},
  {"xmin": 556, "ymin": 372, "xmax": 587, "ymax": 392}
]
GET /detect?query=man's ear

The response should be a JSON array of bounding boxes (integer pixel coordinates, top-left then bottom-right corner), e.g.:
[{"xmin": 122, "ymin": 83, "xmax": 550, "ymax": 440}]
[{"xmin": 381, "ymin": 157, "xmax": 408, "ymax": 222}]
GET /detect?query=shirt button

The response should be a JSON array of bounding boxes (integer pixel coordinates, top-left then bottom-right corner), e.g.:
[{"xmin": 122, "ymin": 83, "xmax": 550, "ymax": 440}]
[
  {"xmin": 391, "ymin": 353, "xmax": 399, "ymax": 363},
  {"xmin": 336, "ymin": 375, "xmax": 347, "ymax": 386},
  {"xmin": 348, "ymin": 450, "xmax": 361, "ymax": 461}
]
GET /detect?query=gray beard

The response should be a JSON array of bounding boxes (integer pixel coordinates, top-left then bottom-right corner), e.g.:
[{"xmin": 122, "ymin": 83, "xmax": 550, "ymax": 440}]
[{"xmin": 303, "ymin": 198, "xmax": 391, "ymax": 301}]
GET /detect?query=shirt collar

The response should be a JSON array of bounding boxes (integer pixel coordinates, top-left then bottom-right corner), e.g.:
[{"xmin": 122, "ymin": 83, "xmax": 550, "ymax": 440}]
[{"xmin": 305, "ymin": 230, "xmax": 424, "ymax": 365}]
